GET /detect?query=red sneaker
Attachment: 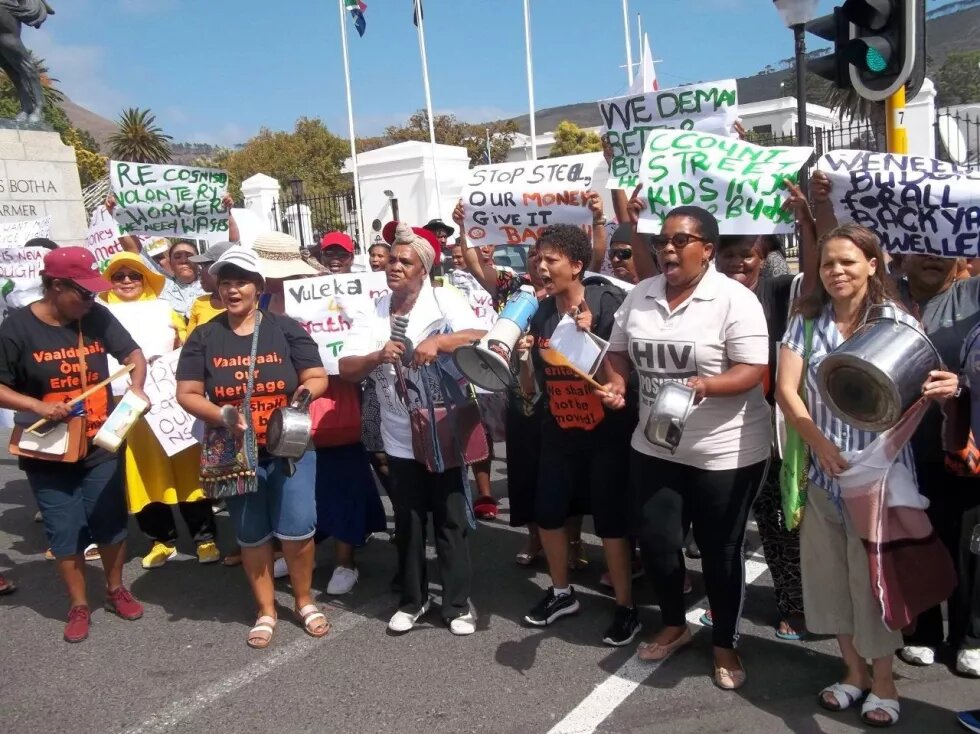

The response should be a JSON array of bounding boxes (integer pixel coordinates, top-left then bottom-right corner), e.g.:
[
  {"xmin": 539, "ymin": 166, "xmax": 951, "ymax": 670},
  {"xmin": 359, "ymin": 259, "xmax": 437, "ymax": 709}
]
[
  {"xmin": 64, "ymin": 605, "xmax": 90, "ymax": 643},
  {"xmin": 105, "ymin": 586, "xmax": 144, "ymax": 621}
]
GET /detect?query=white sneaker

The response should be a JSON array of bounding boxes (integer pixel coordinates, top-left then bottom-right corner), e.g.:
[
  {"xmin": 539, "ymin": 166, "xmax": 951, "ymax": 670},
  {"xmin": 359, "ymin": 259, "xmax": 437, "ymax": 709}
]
[
  {"xmin": 387, "ymin": 600, "xmax": 431, "ymax": 633},
  {"xmin": 273, "ymin": 556, "xmax": 289, "ymax": 579},
  {"xmin": 958, "ymin": 648, "xmax": 980, "ymax": 677},
  {"xmin": 449, "ymin": 612, "xmax": 477, "ymax": 636},
  {"xmin": 898, "ymin": 645, "xmax": 935, "ymax": 666},
  {"xmin": 326, "ymin": 566, "xmax": 359, "ymax": 595}
]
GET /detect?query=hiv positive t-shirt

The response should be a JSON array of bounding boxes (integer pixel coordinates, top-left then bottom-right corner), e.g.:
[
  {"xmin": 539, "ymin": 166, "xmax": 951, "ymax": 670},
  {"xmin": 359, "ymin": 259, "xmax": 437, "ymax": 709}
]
[
  {"xmin": 177, "ymin": 311, "xmax": 322, "ymax": 446},
  {"xmin": 0, "ymin": 303, "xmax": 139, "ymax": 470}
]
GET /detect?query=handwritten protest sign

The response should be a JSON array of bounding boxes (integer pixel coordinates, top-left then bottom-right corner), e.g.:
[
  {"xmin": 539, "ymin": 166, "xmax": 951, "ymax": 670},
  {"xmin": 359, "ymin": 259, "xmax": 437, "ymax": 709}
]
[
  {"xmin": 0, "ymin": 216, "xmax": 51, "ymax": 247},
  {"xmin": 462, "ymin": 155, "xmax": 602, "ymax": 246},
  {"xmin": 448, "ymin": 270, "xmax": 498, "ymax": 330},
  {"xmin": 86, "ymin": 205, "xmax": 123, "ymax": 271},
  {"xmin": 600, "ymin": 79, "xmax": 739, "ymax": 190},
  {"xmin": 143, "ymin": 349, "xmax": 197, "ymax": 457},
  {"xmin": 0, "ymin": 246, "xmax": 45, "ymax": 313},
  {"xmin": 284, "ymin": 271, "xmax": 389, "ymax": 374},
  {"xmin": 110, "ymin": 160, "xmax": 230, "ymax": 237},
  {"xmin": 636, "ymin": 130, "xmax": 812, "ymax": 235},
  {"xmin": 820, "ymin": 150, "xmax": 980, "ymax": 258}
]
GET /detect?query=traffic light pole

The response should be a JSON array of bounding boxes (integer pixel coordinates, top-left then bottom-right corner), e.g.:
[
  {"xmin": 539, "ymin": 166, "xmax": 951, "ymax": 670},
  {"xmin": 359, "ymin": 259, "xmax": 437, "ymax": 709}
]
[
  {"xmin": 885, "ymin": 86, "xmax": 909, "ymax": 154},
  {"xmin": 794, "ymin": 24, "xmax": 809, "ymax": 148}
]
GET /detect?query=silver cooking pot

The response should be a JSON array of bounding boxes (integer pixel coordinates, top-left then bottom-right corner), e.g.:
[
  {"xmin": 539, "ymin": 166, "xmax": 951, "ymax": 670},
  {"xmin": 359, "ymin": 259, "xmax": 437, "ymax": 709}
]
[
  {"xmin": 265, "ymin": 387, "xmax": 313, "ymax": 459},
  {"xmin": 816, "ymin": 303, "xmax": 941, "ymax": 432},
  {"xmin": 644, "ymin": 381, "xmax": 696, "ymax": 454}
]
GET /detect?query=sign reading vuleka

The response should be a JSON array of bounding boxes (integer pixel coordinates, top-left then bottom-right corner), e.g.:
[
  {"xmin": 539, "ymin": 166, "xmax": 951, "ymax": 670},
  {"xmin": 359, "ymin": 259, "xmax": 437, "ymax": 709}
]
[
  {"xmin": 600, "ymin": 79, "xmax": 739, "ymax": 190},
  {"xmin": 636, "ymin": 130, "xmax": 813, "ymax": 235},
  {"xmin": 820, "ymin": 150, "xmax": 980, "ymax": 258},
  {"xmin": 462, "ymin": 155, "xmax": 600, "ymax": 246},
  {"xmin": 109, "ymin": 161, "xmax": 230, "ymax": 237}
]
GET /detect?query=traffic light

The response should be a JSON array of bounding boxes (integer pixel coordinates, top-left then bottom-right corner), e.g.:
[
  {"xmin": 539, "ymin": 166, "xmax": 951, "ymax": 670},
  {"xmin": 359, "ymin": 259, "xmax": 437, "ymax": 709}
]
[{"xmin": 805, "ymin": 0, "xmax": 925, "ymax": 102}]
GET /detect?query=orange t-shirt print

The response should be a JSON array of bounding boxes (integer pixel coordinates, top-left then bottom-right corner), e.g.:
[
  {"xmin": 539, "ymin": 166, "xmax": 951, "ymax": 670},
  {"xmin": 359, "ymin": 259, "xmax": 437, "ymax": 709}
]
[
  {"xmin": 543, "ymin": 364, "xmax": 605, "ymax": 431},
  {"xmin": 33, "ymin": 339, "xmax": 109, "ymax": 438}
]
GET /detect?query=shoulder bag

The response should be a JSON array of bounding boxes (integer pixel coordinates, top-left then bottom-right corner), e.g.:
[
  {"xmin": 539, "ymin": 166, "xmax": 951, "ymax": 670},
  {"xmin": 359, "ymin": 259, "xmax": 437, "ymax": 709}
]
[
  {"xmin": 779, "ymin": 318, "xmax": 813, "ymax": 531},
  {"xmin": 942, "ymin": 328, "xmax": 980, "ymax": 476},
  {"xmin": 309, "ymin": 379, "xmax": 362, "ymax": 448}
]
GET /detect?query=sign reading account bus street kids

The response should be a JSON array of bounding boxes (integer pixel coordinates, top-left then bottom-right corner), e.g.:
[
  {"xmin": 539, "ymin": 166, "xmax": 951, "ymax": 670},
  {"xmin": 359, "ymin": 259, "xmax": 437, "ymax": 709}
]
[
  {"xmin": 599, "ymin": 79, "xmax": 739, "ymax": 190},
  {"xmin": 462, "ymin": 154, "xmax": 607, "ymax": 246},
  {"xmin": 636, "ymin": 129, "xmax": 812, "ymax": 235},
  {"xmin": 109, "ymin": 160, "xmax": 230, "ymax": 237}
]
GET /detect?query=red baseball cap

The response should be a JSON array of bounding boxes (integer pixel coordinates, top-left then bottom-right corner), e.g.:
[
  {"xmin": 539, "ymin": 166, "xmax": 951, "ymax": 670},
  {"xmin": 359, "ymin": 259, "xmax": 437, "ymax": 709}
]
[
  {"xmin": 41, "ymin": 246, "xmax": 112, "ymax": 293},
  {"xmin": 320, "ymin": 231, "xmax": 354, "ymax": 253},
  {"xmin": 381, "ymin": 220, "xmax": 398, "ymax": 245}
]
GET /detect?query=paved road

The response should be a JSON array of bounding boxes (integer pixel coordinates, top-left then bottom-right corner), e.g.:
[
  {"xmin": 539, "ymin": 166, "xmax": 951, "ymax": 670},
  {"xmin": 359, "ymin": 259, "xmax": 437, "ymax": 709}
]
[{"xmin": 0, "ymin": 436, "xmax": 975, "ymax": 733}]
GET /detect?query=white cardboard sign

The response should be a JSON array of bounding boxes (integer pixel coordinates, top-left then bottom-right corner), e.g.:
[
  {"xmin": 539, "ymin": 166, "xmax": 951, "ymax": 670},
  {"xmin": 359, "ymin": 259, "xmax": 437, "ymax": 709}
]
[{"xmin": 143, "ymin": 348, "xmax": 198, "ymax": 457}]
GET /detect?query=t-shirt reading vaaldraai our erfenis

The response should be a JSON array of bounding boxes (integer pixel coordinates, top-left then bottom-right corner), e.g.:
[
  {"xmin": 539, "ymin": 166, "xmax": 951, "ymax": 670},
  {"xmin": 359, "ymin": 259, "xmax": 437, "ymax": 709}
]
[{"xmin": 176, "ymin": 311, "xmax": 322, "ymax": 447}]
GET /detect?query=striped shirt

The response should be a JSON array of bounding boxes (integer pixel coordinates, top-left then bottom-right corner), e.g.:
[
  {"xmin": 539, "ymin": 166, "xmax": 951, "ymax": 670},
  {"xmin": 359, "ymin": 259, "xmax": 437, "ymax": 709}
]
[{"xmin": 782, "ymin": 301, "xmax": 918, "ymax": 499}]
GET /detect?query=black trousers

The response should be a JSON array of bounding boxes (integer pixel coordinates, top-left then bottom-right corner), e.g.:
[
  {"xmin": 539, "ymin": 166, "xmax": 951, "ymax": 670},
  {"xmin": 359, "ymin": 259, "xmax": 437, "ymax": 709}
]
[
  {"xmin": 135, "ymin": 501, "xmax": 216, "ymax": 545},
  {"xmin": 387, "ymin": 457, "xmax": 471, "ymax": 621},
  {"xmin": 904, "ymin": 461, "xmax": 980, "ymax": 650},
  {"xmin": 632, "ymin": 451, "xmax": 767, "ymax": 649}
]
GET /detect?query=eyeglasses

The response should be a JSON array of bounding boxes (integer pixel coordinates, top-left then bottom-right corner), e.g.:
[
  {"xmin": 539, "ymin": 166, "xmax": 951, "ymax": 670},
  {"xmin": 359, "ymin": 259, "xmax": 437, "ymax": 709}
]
[
  {"xmin": 321, "ymin": 248, "xmax": 353, "ymax": 259},
  {"xmin": 650, "ymin": 233, "xmax": 709, "ymax": 251},
  {"xmin": 66, "ymin": 282, "xmax": 95, "ymax": 302},
  {"xmin": 610, "ymin": 248, "xmax": 632, "ymax": 262},
  {"xmin": 111, "ymin": 271, "xmax": 143, "ymax": 283}
]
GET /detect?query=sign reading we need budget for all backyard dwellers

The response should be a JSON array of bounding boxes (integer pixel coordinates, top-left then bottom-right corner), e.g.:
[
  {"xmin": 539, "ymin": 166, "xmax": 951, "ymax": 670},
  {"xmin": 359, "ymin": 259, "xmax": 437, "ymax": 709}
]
[
  {"xmin": 110, "ymin": 161, "xmax": 230, "ymax": 237},
  {"xmin": 820, "ymin": 150, "xmax": 980, "ymax": 258}
]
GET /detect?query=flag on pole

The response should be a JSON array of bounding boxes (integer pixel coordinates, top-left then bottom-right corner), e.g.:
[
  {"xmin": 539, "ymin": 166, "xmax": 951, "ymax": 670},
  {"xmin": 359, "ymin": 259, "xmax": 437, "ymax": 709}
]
[
  {"xmin": 628, "ymin": 33, "xmax": 658, "ymax": 94},
  {"xmin": 345, "ymin": 0, "xmax": 367, "ymax": 36},
  {"xmin": 413, "ymin": 0, "xmax": 423, "ymax": 26}
]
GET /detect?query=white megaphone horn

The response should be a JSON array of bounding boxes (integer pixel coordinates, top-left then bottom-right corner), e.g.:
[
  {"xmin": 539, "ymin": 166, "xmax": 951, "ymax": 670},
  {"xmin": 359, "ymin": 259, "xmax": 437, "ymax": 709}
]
[{"xmin": 452, "ymin": 285, "xmax": 539, "ymax": 392}]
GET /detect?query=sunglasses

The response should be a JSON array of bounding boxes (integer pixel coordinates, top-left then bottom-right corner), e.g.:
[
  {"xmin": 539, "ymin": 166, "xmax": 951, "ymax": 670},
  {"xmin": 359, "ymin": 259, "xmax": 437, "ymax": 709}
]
[
  {"xmin": 65, "ymin": 281, "xmax": 95, "ymax": 302},
  {"xmin": 610, "ymin": 248, "xmax": 632, "ymax": 262},
  {"xmin": 111, "ymin": 271, "xmax": 143, "ymax": 283},
  {"xmin": 321, "ymin": 248, "xmax": 353, "ymax": 259},
  {"xmin": 650, "ymin": 233, "xmax": 709, "ymax": 250}
]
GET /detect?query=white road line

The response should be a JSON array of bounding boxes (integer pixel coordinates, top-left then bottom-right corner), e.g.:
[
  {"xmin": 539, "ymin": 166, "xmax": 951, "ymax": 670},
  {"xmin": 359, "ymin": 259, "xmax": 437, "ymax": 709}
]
[
  {"xmin": 118, "ymin": 598, "xmax": 389, "ymax": 734},
  {"xmin": 547, "ymin": 557, "xmax": 770, "ymax": 734}
]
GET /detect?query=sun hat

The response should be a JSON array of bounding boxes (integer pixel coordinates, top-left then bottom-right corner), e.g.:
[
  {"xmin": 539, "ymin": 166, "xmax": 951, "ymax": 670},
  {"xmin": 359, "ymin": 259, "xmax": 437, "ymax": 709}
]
[
  {"xmin": 103, "ymin": 252, "xmax": 167, "ymax": 297},
  {"xmin": 423, "ymin": 218, "xmax": 455, "ymax": 238},
  {"xmin": 142, "ymin": 237, "xmax": 170, "ymax": 259},
  {"xmin": 189, "ymin": 241, "xmax": 236, "ymax": 264},
  {"xmin": 209, "ymin": 247, "xmax": 265, "ymax": 287},
  {"xmin": 320, "ymin": 232, "xmax": 354, "ymax": 253},
  {"xmin": 250, "ymin": 231, "xmax": 320, "ymax": 279},
  {"xmin": 41, "ymin": 247, "xmax": 112, "ymax": 293}
]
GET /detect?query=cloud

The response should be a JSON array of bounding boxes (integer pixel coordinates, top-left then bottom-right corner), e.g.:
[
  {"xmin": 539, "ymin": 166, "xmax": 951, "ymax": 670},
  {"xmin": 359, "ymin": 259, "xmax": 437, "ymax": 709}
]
[
  {"xmin": 30, "ymin": 29, "xmax": 125, "ymax": 117},
  {"xmin": 183, "ymin": 123, "xmax": 253, "ymax": 147}
]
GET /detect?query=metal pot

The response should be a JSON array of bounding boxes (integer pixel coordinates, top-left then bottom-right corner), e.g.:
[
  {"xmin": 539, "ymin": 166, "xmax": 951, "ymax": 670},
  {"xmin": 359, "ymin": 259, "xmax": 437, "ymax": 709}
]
[
  {"xmin": 265, "ymin": 387, "xmax": 313, "ymax": 459},
  {"xmin": 643, "ymin": 381, "xmax": 696, "ymax": 454},
  {"xmin": 816, "ymin": 303, "xmax": 941, "ymax": 432}
]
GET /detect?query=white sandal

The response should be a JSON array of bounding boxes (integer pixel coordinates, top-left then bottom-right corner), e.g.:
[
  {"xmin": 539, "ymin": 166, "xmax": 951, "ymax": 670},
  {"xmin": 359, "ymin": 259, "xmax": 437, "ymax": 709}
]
[
  {"xmin": 247, "ymin": 615, "xmax": 277, "ymax": 649},
  {"xmin": 861, "ymin": 693, "xmax": 900, "ymax": 727},
  {"xmin": 818, "ymin": 682, "xmax": 868, "ymax": 712}
]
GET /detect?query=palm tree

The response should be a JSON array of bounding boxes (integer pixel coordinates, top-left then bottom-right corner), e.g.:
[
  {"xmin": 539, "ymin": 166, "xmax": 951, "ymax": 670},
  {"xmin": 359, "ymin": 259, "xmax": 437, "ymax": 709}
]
[{"xmin": 107, "ymin": 108, "xmax": 173, "ymax": 164}]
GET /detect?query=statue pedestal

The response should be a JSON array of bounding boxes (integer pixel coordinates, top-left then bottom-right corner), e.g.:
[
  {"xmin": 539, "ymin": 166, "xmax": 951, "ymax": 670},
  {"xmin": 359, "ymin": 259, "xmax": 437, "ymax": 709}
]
[{"xmin": 0, "ymin": 127, "xmax": 87, "ymax": 244}]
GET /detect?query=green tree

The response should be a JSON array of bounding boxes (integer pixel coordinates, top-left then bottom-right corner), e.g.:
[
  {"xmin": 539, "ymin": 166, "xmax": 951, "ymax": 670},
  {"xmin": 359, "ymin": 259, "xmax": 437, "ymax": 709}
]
[
  {"xmin": 549, "ymin": 120, "xmax": 603, "ymax": 156},
  {"xmin": 368, "ymin": 110, "xmax": 518, "ymax": 165},
  {"xmin": 63, "ymin": 127, "xmax": 107, "ymax": 187},
  {"xmin": 935, "ymin": 50, "xmax": 980, "ymax": 108},
  {"xmin": 107, "ymin": 108, "xmax": 173, "ymax": 164}
]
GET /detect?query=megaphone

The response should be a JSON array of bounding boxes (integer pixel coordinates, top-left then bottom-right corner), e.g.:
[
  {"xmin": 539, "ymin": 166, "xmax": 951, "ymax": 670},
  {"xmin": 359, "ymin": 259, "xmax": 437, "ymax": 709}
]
[{"xmin": 453, "ymin": 285, "xmax": 538, "ymax": 392}]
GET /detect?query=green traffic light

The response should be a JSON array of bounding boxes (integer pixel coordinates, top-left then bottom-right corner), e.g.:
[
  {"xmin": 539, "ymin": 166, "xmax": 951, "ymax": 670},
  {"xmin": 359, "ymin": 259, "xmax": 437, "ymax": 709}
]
[{"xmin": 866, "ymin": 46, "xmax": 888, "ymax": 73}]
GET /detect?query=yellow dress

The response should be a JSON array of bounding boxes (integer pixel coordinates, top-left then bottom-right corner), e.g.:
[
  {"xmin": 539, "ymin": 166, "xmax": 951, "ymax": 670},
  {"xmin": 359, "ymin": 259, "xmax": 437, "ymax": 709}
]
[{"xmin": 186, "ymin": 294, "xmax": 225, "ymax": 336}]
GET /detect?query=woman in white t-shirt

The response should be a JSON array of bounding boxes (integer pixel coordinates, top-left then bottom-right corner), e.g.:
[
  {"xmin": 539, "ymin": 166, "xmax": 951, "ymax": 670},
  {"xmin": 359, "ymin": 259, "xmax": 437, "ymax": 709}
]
[
  {"xmin": 601, "ymin": 205, "xmax": 771, "ymax": 691},
  {"xmin": 339, "ymin": 223, "xmax": 486, "ymax": 636}
]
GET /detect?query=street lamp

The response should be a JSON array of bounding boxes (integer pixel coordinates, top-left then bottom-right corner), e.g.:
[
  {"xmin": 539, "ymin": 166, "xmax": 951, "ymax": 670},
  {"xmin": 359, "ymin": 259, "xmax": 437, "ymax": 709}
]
[
  {"xmin": 289, "ymin": 177, "xmax": 305, "ymax": 252},
  {"xmin": 773, "ymin": 0, "xmax": 819, "ymax": 147}
]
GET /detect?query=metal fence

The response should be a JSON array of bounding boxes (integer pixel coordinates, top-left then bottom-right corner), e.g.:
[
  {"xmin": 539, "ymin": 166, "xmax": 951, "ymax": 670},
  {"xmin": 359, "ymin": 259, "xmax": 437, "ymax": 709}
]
[{"xmin": 272, "ymin": 191, "xmax": 362, "ymax": 249}]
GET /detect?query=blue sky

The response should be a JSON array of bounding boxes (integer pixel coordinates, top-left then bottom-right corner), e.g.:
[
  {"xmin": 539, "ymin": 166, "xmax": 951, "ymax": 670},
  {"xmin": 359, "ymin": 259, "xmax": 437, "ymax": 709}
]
[{"xmin": 37, "ymin": 0, "xmax": 946, "ymax": 146}]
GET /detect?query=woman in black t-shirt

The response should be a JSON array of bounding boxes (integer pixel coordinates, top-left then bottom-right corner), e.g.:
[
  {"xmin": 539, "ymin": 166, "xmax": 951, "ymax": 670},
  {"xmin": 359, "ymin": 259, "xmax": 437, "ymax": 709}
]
[
  {"xmin": 0, "ymin": 246, "xmax": 147, "ymax": 644},
  {"xmin": 176, "ymin": 247, "xmax": 328, "ymax": 649}
]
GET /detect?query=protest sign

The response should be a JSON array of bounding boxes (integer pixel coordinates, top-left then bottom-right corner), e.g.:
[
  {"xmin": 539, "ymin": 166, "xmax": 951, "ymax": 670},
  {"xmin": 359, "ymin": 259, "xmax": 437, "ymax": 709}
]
[
  {"xmin": 600, "ymin": 79, "xmax": 739, "ymax": 190},
  {"xmin": 636, "ymin": 129, "xmax": 812, "ymax": 235},
  {"xmin": 143, "ymin": 349, "xmax": 197, "ymax": 457},
  {"xmin": 109, "ymin": 160, "xmax": 230, "ymax": 237},
  {"xmin": 0, "ymin": 216, "xmax": 51, "ymax": 247},
  {"xmin": 448, "ymin": 270, "xmax": 498, "ymax": 330},
  {"xmin": 284, "ymin": 270, "xmax": 389, "ymax": 374},
  {"xmin": 86, "ymin": 205, "xmax": 123, "ymax": 271},
  {"xmin": 0, "ymin": 246, "xmax": 45, "ymax": 315},
  {"xmin": 462, "ymin": 155, "xmax": 603, "ymax": 246},
  {"xmin": 819, "ymin": 150, "xmax": 980, "ymax": 258}
]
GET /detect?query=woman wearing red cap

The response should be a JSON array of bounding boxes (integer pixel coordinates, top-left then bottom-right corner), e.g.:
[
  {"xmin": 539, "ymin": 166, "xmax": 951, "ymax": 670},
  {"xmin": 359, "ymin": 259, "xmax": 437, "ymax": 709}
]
[{"xmin": 0, "ymin": 246, "xmax": 148, "ymax": 643}]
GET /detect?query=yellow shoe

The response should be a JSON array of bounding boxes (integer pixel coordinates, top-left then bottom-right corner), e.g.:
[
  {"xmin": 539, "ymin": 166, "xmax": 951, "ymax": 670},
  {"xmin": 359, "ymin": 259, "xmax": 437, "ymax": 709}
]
[
  {"xmin": 196, "ymin": 541, "xmax": 220, "ymax": 565},
  {"xmin": 142, "ymin": 542, "xmax": 176, "ymax": 569}
]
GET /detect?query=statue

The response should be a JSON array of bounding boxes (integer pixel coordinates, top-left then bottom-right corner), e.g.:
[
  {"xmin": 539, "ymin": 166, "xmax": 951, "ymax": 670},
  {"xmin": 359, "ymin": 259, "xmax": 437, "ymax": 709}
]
[{"xmin": 0, "ymin": 0, "xmax": 54, "ymax": 124}]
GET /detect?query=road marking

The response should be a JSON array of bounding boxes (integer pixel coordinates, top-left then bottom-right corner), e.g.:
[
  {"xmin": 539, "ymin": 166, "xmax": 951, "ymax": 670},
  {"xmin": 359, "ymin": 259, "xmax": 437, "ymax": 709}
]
[
  {"xmin": 547, "ymin": 557, "xmax": 770, "ymax": 734},
  {"xmin": 118, "ymin": 597, "xmax": 389, "ymax": 734}
]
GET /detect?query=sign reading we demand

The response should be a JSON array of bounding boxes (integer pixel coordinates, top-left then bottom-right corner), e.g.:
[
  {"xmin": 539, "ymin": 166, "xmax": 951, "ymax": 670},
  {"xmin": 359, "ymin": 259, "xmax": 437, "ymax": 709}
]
[
  {"xmin": 821, "ymin": 150, "xmax": 980, "ymax": 258},
  {"xmin": 110, "ymin": 161, "xmax": 230, "ymax": 237}
]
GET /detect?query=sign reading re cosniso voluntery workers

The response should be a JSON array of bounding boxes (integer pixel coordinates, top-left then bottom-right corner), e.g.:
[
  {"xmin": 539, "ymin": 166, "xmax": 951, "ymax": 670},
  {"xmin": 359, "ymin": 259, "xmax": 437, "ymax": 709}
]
[{"xmin": 109, "ymin": 160, "xmax": 230, "ymax": 237}]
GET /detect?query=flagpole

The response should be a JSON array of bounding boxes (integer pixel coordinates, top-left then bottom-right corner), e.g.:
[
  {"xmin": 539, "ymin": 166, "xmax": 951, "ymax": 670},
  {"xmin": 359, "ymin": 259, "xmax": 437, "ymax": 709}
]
[
  {"xmin": 637, "ymin": 13, "xmax": 643, "ymax": 65},
  {"xmin": 622, "ymin": 0, "xmax": 634, "ymax": 87},
  {"xmin": 414, "ymin": 0, "xmax": 443, "ymax": 217},
  {"xmin": 485, "ymin": 127, "xmax": 492, "ymax": 165},
  {"xmin": 337, "ymin": 0, "xmax": 367, "ymax": 252},
  {"xmin": 522, "ymin": 0, "xmax": 537, "ymax": 161}
]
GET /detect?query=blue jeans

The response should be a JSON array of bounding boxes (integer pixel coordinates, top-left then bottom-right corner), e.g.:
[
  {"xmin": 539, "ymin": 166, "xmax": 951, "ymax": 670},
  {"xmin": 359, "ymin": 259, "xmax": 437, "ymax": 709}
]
[
  {"xmin": 225, "ymin": 453, "xmax": 316, "ymax": 547},
  {"xmin": 27, "ymin": 459, "xmax": 127, "ymax": 557}
]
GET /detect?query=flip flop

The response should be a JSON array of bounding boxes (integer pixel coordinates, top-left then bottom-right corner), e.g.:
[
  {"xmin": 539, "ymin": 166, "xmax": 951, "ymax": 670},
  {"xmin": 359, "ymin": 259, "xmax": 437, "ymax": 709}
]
[
  {"xmin": 295, "ymin": 604, "xmax": 330, "ymax": 638},
  {"xmin": 818, "ymin": 682, "xmax": 869, "ymax": 712},
  {"xmin": 775, "ymin": 615, "xmax": 807, "ymax": 641},
  {"xmin": 473, "ymin": 496, "xmax": 498, "ymax": 520},
  {"xmin": 246, "ymin": 615, "xmax": 277, "ymax": 649},
  {"xmin": 861, "ymin": 693, "xmax": 900, "ymax": 727},
  {"xmin": 0, "ymin": 574, "xmax": 16, "ymax": 595}
]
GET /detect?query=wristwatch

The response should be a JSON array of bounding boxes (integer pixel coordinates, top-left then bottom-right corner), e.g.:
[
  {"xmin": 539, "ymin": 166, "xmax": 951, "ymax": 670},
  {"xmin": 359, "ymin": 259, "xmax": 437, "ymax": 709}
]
[{"xmin": 593, "ymin": 217, "xmax": 607, "ymax": 225}]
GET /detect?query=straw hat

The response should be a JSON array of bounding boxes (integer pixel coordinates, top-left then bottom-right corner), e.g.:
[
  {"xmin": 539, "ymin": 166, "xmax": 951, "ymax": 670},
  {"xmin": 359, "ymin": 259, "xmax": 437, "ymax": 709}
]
[
  {"xmin": 250, "ymin": 231, "xmax": 321, "ymax": 279},
  {"xmin": 103, "ymin": 252, "xmax": 167, "ymax": 297}
]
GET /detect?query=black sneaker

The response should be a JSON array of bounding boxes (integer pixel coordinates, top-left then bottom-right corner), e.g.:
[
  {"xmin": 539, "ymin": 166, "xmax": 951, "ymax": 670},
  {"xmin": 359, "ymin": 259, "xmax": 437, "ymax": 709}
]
[
  {"xmin": 524, "ymin": 587, "xmax": 580, "ymax": 626},
  {"xmin": 602, "ymin": 605, "xmax": 641, "ymax": 647}
]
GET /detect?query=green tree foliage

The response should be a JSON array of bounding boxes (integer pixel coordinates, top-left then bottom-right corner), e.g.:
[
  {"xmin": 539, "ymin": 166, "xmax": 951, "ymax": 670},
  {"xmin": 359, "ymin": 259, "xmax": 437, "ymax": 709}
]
[
  {"xmin": 549, "ymin": 120, "xmax": 603, "ymax": 156},
  {"xmin": 935, "ymin": 50, "xmax": 980, "ymax": 108},
  {"xmin": 107, "ymin": 108, "xmax": 173, "ymax": 164},
  {"xmin": 364, "ymin": 110, "xmax": 518, "ymax": 165}
]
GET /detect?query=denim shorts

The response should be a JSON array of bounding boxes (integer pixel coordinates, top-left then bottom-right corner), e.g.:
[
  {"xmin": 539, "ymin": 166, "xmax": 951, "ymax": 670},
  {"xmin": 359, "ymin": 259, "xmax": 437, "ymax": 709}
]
[
  {"xmin": 27, "ymin": 459, "xmax": 128, "ymax": 557},
  {"xmin": 224, "ymin": 452, "xmax": 317, "ymax": 547}
]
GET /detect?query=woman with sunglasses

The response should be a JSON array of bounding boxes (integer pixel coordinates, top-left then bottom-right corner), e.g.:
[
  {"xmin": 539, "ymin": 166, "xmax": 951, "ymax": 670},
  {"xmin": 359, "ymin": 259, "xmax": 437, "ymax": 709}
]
[
  {"xmin": 601, "ymin": 204, "xmax": 771, "ymax": 689},
  {"xmin": 607, "ymin": 224, "xmax": 640, "ymax": 286},
  {"xmin": 0, "ymin": 247, "xmax": 148, "ymax": 643},
  {"xmin": 98, "ymin": 252, "xmax": 220, "ymax": 569}
]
